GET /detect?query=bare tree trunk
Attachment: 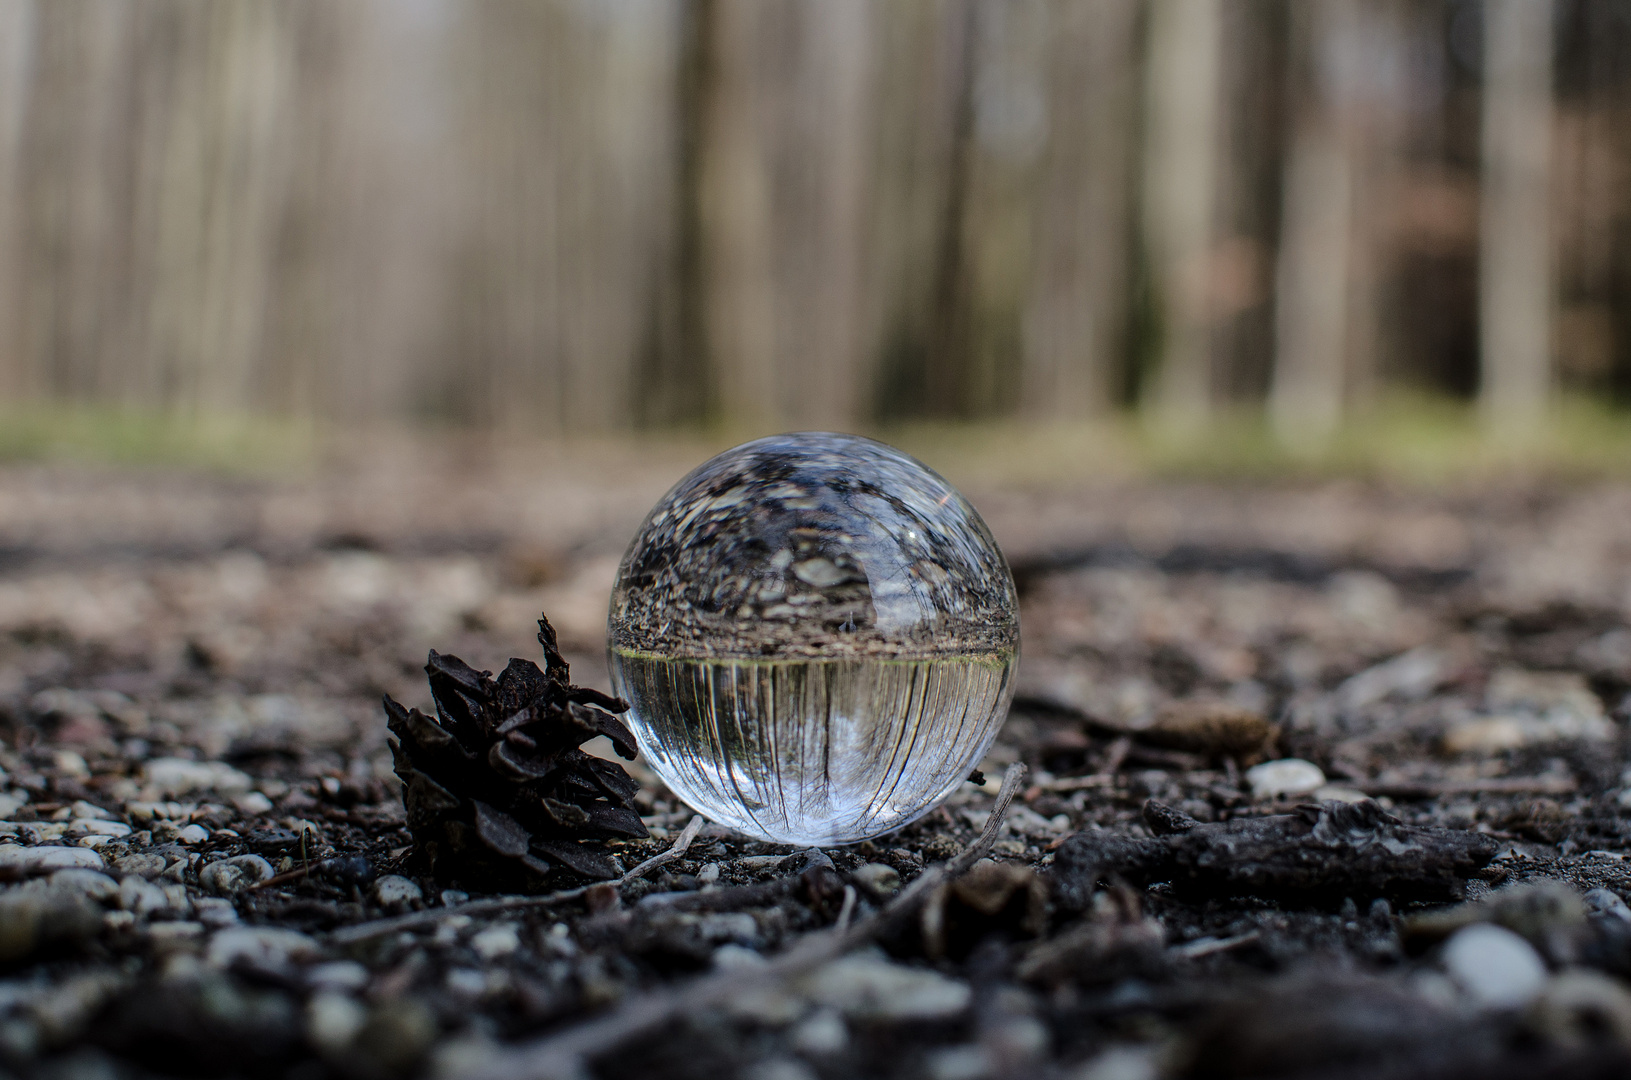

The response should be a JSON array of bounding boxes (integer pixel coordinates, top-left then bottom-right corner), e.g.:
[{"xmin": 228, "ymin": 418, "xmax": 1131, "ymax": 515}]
[
  {"xmin": 1021, "ymin": 0, "xmax": 1138, "ymax": 419},
  {"xmin": 1270, "ymin": 0, "xmax": 1356, "ymax": 450},
  {"xmin": 867, "ymin": 0, "xmax": 976, "ymax": 420},
  {"xmin": 646, "ymin": 0, "xmax": 715, "ymax": 427},
  {"xmin": 696, "ymin": 0, "xmax": 778, "ymax": 428},
  {"xmin": 771, "ymin": 0, "xmax": 872, "ymax": 429},
  {"xmin": 0, "ymin": 0, "xmax": 36, "ymax": 402},
  {"xmin": 678, "ymin": 0, "xmax": 879, "ymax": 430},
  {"xmin": 922, "ymin": 0, "xmax": 978, "ymax": 418},
  {"xmin": 1479, "ymin": 0, "xmax": 1554, "ymax": 431},
  {"xmin": 1142, "ymin": 0, "xmax": 1224, "ymax": 433},
  {"xmin": 14, "ymin": 2, "xmax": 141, "ymax": 405},
  {"xmin": 445, "ymin": 1, "xmax": 676, "ymax": 432}
]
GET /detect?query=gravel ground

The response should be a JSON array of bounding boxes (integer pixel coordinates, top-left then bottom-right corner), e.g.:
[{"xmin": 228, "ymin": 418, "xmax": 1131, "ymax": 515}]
[{"xmin": 6, "ymin": 456, "xmax": 1631, "ymax": 1080}]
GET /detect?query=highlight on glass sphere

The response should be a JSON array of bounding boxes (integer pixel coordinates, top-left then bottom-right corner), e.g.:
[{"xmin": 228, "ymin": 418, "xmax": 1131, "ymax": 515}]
[{"xmin": 607, "ymin": 431, "xmax": 1019, "ymax": 846}]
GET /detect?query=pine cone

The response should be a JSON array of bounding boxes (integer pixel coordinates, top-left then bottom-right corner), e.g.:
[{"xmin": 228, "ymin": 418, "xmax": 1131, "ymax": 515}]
[{"xmin": 384, "ymin": 615, "xmax": 648, "ymax": 885}]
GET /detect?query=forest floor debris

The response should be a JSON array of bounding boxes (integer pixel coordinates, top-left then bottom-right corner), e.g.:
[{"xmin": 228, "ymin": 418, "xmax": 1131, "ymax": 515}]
[{"xmin": 6, "ymin": 462, "xmax": 1631, "ymax": 1078}]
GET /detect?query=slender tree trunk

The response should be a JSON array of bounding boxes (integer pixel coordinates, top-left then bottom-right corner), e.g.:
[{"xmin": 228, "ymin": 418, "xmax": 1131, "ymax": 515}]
[
  {"xmin": 924, "ymin": 0, "xmax": 978, "ymax": 418},
  {"xmin": 1022, "ymin": 0, "xmax": 1138, "ymax": 420},
  {"xmin": 1142, "ymin": 0, "xmax": 1224, "ymax": 433},
  {"xmin": 866, "ymin": 0, "xmax": 966, "ymax": 420},
  {"xmin": 647, "ymin": 0, "xmax": 717, "ymax": 427},
  {"xmin": 769, "ymin": 0, "xmax": 873, "ymax": 429},
  {"xmin": 0, "ymin": 0, "xmax": 37, "ymax": 401},
  {"xmin": 697, "ymin": 0, "xmax": 777, "ymax": 428},
  {"xmin": 1478, "ymin": 0, "xmax": 1554, "ymax": 431},
  {"xmin": 1270, "ymin": 0, "xmax": 1356, "ymax": 450}
]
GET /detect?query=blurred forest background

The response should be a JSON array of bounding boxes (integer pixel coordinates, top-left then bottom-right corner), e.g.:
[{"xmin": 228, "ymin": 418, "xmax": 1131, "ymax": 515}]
[{"xmin": 0, "ymin": 0, "xmax": 1627, "ymax": 456}]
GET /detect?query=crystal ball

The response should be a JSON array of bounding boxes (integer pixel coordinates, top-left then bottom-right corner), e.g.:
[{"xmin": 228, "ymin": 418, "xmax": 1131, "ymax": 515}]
[{"xmin": 607, "ymin": 432, "xmax": 1019, "ymax": 845}]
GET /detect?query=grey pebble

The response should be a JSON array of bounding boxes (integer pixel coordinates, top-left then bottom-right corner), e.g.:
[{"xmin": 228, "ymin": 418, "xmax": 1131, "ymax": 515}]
[
  {"xmin": 780, "ymin": 849, "xmax": 834, "ymax": 874},
  {"xmin": 118, "ymin": 875, "xmax": 175, "ymax": 917},
  {"xmin": 113, "ymin": 853, "xmax": 168, "ymax": 879},
  {"xmin": 0, "ymin": 882, "xmax": 103, "ymax": 963},
  {"xmin": 193, "ymin": 897, "xmax": 240, "ymax": 927},
  {"xmin": 48, "ymin": 869, "xmax": 120, "ymax": 904},
  {"xmin": 68, "ymin": 801, "xmax": 117, "ymax": 821},
  {"xmin": 198, "ymin": 854, "xmax": 274, "ymax": 894},
  {"xmin": 206, "ymin": 926, "xmax": 322, "ymax": 969},
  {"xmin": 26, "ymin": 971, "xmax": 128, "ymax": 1047},
  {"xmin": 142, "ymin": 758, "xmax": 253, "ymax": 798},
  {"xmin": 0, "ymin": 845, "xmax": 105, "ymax": 876},
  {"xmin": 1530, "ymin": 969, "xmax": 1631, "ymax": 1046},
  {"xmin": 789, "ymin": 1009, "xmax": 848, "ymax": 1055},
  {"xmin": 850, "ymin": 863, "xmax": 901, "ymax": 900},
  {"xmin": 307, "ymin": 991, "xmax": 369, "ymax": 1057},
  {"xmin": 1441, "ymin": 923, "xmax": 1547, "ymax": 1009},
  {"xmin": 372, "ymin": 875, "xmax": 423, "ymax": 909},
  {"xmin": 1583, "ymin": 888, "xmax": 1631, "ymax": 924},
  {"xmin": 802, "ymin": 954, "xmax": 971, "ymax": 1021},
  {"xmin": 145, "ymin": 920, "xmax": 205, "ymax": 945}
]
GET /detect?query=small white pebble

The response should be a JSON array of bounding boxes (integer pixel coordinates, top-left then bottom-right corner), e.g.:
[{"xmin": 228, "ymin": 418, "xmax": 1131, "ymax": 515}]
[
  {"xmin": 373, "ymin": 875, "xmax": 423, "ymax": 909},
  {"xmin": 199, "ymin": 854, "xmax": 275, "ymax": 894},
  {"xmin": 713, "ymin": 944, "xmax": 767, "ymax": 971},
  {"xmin": 69, "ymin": 800, "xmax": 116, "ymax": 820},
  {"xmin": 193, "ymin": 897, "xmax": 240, "ymax": 927},
  {"xmin": 206, "ymin": 926, "xmax": 321, "ymax": 969},
  {"xmin": 74, "ymin": 820, "xmax": 132, "ymax": 837},
  {"xmin": 433, "ymin": 915, "xmax": 473, "ymax": 946},
  {"xmin": 445, "ymin": 968, "xmax": 487, "ymax": 997},
  {"xmin": 50, "ymin": 868, "xmax": 120, "ymax": 902},
  {"xmin": 1310, "ymin": 785, "xmax": 1369, "ymax": 804},
  {"xmin": 306, "ymin": 992, "xmax": 368, "ymax": 1056},
  {"xmin": 143, "ymin": 759, "xmax": 252, "ymax": 798},
  {"xmin": 176, "ymin": 824, "xmax": 210, "ymax": 845},
  {"xmin": 470, "ymin": 923, "xmax": 521, "ymax": 960},
  {"xmin": 697, "ymin": 862, "xmax": 721, "ymax": 885},
  {"xmin": 790, "ymin": 1009, "xmax": 848, "ymax": 1055},
  {"xmin": 146, "ymin": 921, "xmax": 206, "ymax": 943},
  {"xmin": 1442, "ymin": 923, "xmax": 1547, "ymax": 1009},
  {"xmin": 0, "ymin": 844, "xmax": 106, "ymax": 875},
  {"xmin": 231, "ymin": 792, "xmax": 275, "ymax": 816},
  {"xmin": 54, "ymin": 751, "xmax": 90, "ymax": 779},
  {"xmin": 851, "ymin": 863, "xmax": 901, "ymax": 899},
  {"xmin": 1245, "ymin": 758, "xmax": 1327, "ymax": 800}
]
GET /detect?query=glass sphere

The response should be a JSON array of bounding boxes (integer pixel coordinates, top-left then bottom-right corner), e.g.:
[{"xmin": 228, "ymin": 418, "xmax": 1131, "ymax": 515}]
[{"xmin": 607, "ymin": 432, "xmax": 1018, "ymax": 845}]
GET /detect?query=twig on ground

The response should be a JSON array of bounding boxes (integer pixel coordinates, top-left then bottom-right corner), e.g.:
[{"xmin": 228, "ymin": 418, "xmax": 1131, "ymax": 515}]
[
  {"xmin": 617, "ymin": 814, "xmax": 706, "ymax": 883},
  {"xmin": 462, "ymin": 763, "xmax": 1029, "ymax": 1080},
  {"xmin": 328, "ymin": 815, "xmax": 704, "ymax": 946},
  {"xmin": 1026, "ymin": 773, "xmax": 1116, "ymax": 798},
  {"xmin": 1172, "ymin": 930, "xmax": 1260, "ymax": 960},
  {"xmin": 247, "ymin": 854, "xmax": 357, "ymax": 893},
  {"xmin": 835, "ymin": 884, "xmax": 857, "ymax": 931}
]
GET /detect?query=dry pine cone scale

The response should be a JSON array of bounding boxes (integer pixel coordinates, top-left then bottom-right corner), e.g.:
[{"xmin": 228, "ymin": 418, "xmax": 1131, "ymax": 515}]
[{"xmin": 385, "ymin": 615, "xmax": 648, "ymax": 886}]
